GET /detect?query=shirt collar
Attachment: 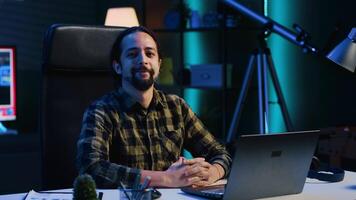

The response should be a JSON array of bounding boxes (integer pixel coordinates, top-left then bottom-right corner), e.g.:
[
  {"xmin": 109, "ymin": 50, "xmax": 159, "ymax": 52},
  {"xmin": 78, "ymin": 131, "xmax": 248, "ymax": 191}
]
[{"xmin": 152, "ymin": 88, "xmax": 167, "ymax": 109}]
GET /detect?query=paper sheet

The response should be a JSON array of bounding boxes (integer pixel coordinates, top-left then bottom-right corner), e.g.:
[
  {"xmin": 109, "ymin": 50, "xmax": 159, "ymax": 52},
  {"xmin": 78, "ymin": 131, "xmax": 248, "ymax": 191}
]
[{"xmin": 25, "ymin": 190, "xmax": 72, "ymax": 200}]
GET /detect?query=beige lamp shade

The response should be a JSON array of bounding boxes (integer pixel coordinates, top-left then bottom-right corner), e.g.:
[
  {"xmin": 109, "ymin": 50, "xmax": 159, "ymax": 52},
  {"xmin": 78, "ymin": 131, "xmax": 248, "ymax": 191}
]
[{"xmin": 105, "ymin": 7, "xmax": 139, "ymax": 27}]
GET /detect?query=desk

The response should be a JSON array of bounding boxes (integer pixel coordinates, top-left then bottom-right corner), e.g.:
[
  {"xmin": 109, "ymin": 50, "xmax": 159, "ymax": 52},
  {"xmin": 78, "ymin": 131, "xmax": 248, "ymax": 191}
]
[{"xmin": 1, "ymin": 171, "xmax": 355, "ymax": 200}]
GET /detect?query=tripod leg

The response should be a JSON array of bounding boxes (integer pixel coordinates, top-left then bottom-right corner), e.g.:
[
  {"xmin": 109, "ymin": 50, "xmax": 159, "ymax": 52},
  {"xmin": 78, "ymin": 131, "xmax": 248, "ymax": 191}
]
[
  {"xmin": 226, "ymin": 53, "xmax": 257, "ymax": 143},
  {"xmin": 266, "ymin": 53, "xmax": 294, "ymax": 131},
  {"xmin": 262, "ymin": 53, "xmax": 269, "ymax": 133},
  {"xmin": 257, "ymin": 53, "xmax": 270, "ymax": 134},
  {"xmin": 257, "ymin": 53, "xmax": 265, "ymax": 134}
]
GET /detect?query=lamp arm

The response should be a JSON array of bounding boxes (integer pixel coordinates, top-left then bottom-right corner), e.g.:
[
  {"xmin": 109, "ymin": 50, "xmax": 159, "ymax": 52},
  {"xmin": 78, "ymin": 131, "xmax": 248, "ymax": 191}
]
[{"xmin": 223, "ymin": 0, "xmax": 318, "ymax": 54}]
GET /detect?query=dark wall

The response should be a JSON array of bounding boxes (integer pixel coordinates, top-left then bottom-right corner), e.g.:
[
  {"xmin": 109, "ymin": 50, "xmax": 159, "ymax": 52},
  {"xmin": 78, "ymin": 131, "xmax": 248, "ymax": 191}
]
[
  {"xmin": 0, "ymin": 0, "xmax": 141, "ymax": 194},
  {"xmin": 0, "ymin": 0, "xmax": 101, "ymax": 133},
  {"xmin": 0, "ymin": 0, "xmax": 143, "ymax": 134},
  {"xmin": 312, "ymin": 0, "xmax": 356, "ymax": 127}
]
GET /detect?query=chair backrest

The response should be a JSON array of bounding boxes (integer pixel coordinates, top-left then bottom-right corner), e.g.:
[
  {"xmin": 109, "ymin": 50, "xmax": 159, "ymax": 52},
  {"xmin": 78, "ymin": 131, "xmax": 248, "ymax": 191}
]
[{"xmin": 40, "ymin": 24, "xmax": 125, "ymax": 189}]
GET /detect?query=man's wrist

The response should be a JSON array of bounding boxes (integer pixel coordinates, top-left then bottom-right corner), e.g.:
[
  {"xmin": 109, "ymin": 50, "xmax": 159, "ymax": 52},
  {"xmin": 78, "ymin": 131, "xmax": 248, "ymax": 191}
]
[
  {"xmin": 212, "ymin": 163, "xmax": 225, "ymax": 180},
  {"xmin": 142, "ymin": 170, "xmax": 170, "ymax": 187},
  {"xmin": 161, "ymin": 171, "xmax": 173, "ymax": 187}
]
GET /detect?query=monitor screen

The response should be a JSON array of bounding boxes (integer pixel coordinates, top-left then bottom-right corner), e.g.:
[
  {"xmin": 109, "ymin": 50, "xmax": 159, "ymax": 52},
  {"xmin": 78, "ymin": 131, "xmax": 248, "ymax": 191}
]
[{"xmin": 0, "ymin": 46, "xmax": 16, "ymax": 132}]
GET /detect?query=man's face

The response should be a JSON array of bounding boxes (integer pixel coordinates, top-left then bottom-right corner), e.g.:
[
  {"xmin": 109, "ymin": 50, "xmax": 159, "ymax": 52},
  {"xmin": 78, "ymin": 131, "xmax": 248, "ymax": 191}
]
[{"xmin": 116, "ymin": 31, "xmax": 161, "ymax": 91}]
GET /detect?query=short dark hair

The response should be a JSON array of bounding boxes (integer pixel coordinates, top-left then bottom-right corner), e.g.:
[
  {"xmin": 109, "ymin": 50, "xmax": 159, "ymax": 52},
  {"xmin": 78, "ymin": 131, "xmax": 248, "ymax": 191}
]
[
  {"xmin": 110, "ymin": 26, "xmax": 161, "ymax": 87},
  {"xmin": 111, "ymin": 26, "xmax": 161, "ymax": 64}
]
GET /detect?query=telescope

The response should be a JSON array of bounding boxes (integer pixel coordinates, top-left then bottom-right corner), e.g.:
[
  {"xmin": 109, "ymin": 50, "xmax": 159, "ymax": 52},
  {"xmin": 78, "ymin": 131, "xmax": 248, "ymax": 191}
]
[
  {"xmin": 223, "ymin": 0, "xmax": 310, "ymax": 143},
  {"xmin": 223, "ymin": 0, "xmax": 355, "ymax": 144},
  {"xmin": 223, "ymin": 0, "xmax": 318, "ymax": 54}
]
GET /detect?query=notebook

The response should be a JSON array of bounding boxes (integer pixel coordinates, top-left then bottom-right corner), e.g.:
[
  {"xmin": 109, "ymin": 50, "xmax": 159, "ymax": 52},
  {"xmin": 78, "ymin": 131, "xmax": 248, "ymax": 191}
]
[{"xmin": 181, "ymin": 130, "xmax": 320, "ymax": 200}]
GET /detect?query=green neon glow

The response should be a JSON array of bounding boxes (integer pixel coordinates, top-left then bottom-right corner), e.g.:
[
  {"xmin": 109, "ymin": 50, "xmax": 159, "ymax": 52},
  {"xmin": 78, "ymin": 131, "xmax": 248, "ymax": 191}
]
[
  {"xmin": 183, "ymin": 32, "xmax": 204, "ymax": 114},
  {"xmin": 182, "ymin": 0, "xmax": 213, "ymax": 115},
  {"xmin": 183, "ymin": 89, "xmax": 201, "ymax": 114},
  {"xmin": 264, "ymin": 0, "xmax": 268, "ymax": 16},
  {"xmin": 184, "ymin": 32, "xmax": 205, "ymax": 64},
  {"xmin": 267, "ymin": 0, "xmax": 297, "ymax": 133}
]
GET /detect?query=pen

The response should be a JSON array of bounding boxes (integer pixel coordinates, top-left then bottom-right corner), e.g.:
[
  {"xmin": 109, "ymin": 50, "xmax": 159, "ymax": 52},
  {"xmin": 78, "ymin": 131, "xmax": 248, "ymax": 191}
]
[
  {"xmin": 98, "ymin": 192, "xmax": 103, "ymax": 200},
  {"xmin": 140, "ymin": 176, "xmax": 152, "ymax": 190},
  {"xmin": 134, "ymin": 176, "xmax": 152, "ymax": 200},
  {"xmin": 133, "ymin": 173, "xmax": 141, "ymax": 189},
  {"xmin": 132, "ymin": 176, "xmax": 151, "ymax": 200},
  {"xmin": 119, "ymin": 181, "xmax": 131, "ymax": 200}
]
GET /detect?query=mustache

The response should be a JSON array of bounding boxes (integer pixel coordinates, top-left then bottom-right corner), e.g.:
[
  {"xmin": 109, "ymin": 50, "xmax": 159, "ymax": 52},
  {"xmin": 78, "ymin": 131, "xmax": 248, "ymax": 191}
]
[{"xmin": 131, "ymin": 67, "xmax": 154, "ymax": 75}]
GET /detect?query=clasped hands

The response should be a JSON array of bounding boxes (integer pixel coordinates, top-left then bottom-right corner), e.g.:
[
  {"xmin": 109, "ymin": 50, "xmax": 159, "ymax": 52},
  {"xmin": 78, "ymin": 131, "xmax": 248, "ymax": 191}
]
[{"xmin": 164, "ymin": 157, "xmax": 223, "ymax": 187}]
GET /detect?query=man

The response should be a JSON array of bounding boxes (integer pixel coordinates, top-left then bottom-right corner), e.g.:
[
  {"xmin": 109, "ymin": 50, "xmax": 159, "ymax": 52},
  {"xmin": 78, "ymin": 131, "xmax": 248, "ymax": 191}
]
[{"xmin": 76, "ymin": 26, "xmax": 231, "ymax": 188}]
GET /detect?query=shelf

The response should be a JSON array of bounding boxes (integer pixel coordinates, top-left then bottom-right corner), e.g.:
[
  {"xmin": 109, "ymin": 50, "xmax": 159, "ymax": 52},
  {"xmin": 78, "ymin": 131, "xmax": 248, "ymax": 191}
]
[
  {"xmin": 153, "ymin": 25, "xmax": 262, "ymax": 33},
  {"xmin": 144, "ymin": 0, "xmax": 266, "ymax": 138},
  {"xmin": 154, "ymin": 27, "xmax": 222, "ymax": 32}
]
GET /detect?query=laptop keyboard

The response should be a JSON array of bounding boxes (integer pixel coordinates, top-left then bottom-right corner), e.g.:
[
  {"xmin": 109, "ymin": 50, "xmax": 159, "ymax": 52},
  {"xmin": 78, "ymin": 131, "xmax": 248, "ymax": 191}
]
[
  {"xmin": 201, "ymin": 188, "xmax": 224, "ymax": 195},
  {"xmin": 181, "ymin": 185, "xmax": 225, "ymax": 199}
]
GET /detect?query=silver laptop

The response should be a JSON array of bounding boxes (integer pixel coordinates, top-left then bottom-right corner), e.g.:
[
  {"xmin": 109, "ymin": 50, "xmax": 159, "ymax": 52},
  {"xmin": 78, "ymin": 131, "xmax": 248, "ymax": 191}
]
[{"xmin": 181, "ymin": 130, "xmax": 320, "ymax": 200}]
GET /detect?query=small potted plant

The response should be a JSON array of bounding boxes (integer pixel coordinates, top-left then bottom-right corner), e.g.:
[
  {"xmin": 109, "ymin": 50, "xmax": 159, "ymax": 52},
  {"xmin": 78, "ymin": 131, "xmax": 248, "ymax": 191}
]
[{"xmin": 73, "ymin": 174, "xmax": 98, "ymax": 200}]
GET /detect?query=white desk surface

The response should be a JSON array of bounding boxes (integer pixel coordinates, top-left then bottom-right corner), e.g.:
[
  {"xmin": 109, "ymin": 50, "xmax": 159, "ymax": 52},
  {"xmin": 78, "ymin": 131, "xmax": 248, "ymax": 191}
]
[{"xmin": 1, "ymin": 171, "xmax": 355, "ymax": 200}]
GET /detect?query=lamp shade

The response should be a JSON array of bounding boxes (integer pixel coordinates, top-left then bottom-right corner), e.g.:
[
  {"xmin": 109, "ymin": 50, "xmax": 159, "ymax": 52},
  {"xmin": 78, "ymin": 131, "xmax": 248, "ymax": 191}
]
[
  {"xmin": 105, "ymin": 7, "xmax": 139, "ymax": 27},
  {"xmin": 327, "ymin": 28, "xmax": 356, "ymax": 72}
]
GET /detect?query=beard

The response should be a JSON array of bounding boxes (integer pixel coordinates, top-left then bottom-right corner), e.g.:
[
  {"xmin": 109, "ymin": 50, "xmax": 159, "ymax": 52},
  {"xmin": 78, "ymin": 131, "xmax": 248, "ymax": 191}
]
[{"xmin": 130, "ymin": 67, "xmax": 155, "ymax": 91}]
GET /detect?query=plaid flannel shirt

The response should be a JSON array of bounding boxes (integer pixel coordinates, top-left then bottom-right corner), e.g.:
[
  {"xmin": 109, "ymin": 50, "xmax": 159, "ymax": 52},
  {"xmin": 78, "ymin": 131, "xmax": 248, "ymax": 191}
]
[{"xmin": 76, "ymin": 87, "xmax": 232, "ymax": 188}]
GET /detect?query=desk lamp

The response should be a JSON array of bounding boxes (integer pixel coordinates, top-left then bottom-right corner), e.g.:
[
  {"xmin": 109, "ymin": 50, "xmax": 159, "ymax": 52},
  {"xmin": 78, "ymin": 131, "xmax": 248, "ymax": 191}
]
[{"xmin": 327, "ymin": 28, "xmax": 356, "ymax": 72}]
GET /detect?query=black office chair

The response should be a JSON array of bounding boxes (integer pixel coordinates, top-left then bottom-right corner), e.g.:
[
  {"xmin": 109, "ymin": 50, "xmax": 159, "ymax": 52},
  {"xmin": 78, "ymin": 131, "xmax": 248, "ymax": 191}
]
[{"xmin": 40, "ymin": 24, "xmax": 125, "ymax": 189}]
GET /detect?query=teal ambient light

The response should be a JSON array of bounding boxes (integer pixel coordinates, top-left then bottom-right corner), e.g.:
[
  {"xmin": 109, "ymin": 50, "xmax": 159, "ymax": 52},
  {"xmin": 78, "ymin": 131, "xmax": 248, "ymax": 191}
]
[
  {"xmin": 183, "ymin": 1, "xmax": 212, "ymax": 114},
  {"xmin": 266, "ymin": 0, "xmax": 295, "ymax": 133}
]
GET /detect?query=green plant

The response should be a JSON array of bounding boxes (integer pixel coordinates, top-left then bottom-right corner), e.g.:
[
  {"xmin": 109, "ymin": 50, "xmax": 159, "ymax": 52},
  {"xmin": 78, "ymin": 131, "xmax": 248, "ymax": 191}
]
[{"xmin": 73, "ymin": 174, "xmax": 98, "ymax": 200}]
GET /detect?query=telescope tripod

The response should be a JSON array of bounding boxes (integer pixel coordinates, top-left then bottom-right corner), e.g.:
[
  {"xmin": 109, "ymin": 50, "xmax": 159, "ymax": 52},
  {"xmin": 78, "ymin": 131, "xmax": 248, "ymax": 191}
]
[{"xmin": 226, "ymin": 39, "xmax": 294, "ymax": 143}]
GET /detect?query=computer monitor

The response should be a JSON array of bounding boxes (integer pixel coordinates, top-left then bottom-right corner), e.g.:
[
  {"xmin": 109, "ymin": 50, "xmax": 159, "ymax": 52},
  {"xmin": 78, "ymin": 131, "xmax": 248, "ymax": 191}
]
[{"xmin": 0, "ymin": 46, "xmax": 17, "ymax": 135}]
